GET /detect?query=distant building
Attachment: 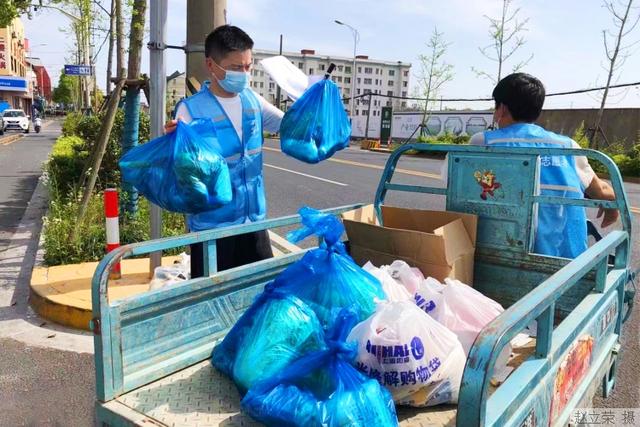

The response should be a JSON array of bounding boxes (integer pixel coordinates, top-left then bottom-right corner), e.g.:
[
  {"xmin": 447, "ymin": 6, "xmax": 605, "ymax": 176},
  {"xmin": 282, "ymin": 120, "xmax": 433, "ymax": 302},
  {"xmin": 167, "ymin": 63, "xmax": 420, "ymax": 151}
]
[
  {"xmin": 251, "ymin": 48, "xmax": 411, "ymax": 119},
  {"xmin": 26, "ymin": 56, "xmax": 52, "ymax": 101},
  {"xmin": 166, "ymin": 70, "xmax": 185, "ymax": 116},
  {"xmin": 0, "ymin": 18, "xmax": 33, "ymax": 112}
]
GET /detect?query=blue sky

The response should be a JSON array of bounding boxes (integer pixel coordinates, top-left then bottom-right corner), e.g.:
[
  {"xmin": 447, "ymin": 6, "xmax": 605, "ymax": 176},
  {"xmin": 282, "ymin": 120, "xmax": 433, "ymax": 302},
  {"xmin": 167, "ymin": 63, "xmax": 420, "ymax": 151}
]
[{"xmin": 22, "ymin": 0, "xmax": 640, "ymax": 109}]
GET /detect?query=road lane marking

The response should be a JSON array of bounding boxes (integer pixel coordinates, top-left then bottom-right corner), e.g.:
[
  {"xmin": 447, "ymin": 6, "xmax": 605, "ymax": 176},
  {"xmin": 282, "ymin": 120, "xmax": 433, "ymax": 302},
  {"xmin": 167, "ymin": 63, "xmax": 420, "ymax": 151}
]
[
  {"xmin": 263, "ymin": 146, "xmax": 441, "ymax": 180},
  {"xmin": 263, "ymin": 146, "xmax": 640, "ymax": 213},
  {"xmin": 264, "ymin": 163, "xmax": 348, "ymax": 186},
  {"xmin": 0, "ymin": 134, "xmax": 24, "ymax": 146}
]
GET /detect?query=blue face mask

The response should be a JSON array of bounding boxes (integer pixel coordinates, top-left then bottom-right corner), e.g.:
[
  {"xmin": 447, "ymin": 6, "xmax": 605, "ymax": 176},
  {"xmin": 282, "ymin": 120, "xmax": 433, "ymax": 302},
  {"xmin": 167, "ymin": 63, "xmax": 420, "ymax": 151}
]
[{"xmin": 217, "ymin": 69, "xmax": 250, "ymax": 94}]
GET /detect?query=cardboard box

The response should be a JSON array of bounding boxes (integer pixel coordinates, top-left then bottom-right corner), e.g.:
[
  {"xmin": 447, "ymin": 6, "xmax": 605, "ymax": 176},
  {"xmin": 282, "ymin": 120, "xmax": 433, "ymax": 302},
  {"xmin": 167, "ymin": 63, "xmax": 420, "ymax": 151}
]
[{"xmin": 342, "ymin": 205, "xmax": 478, "ymax": 285}]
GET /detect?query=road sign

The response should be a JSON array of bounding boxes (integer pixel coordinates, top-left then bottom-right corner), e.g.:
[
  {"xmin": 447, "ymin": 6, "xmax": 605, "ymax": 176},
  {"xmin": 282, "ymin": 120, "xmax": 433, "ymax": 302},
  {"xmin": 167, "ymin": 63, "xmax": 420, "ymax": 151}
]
[
  {"xmin": 64, "ymin": 64, "xmax": 92, "ymax": 76},
  {"xmin": 380, "ymin": 106, "xmax": 392, "ymax": 142}
]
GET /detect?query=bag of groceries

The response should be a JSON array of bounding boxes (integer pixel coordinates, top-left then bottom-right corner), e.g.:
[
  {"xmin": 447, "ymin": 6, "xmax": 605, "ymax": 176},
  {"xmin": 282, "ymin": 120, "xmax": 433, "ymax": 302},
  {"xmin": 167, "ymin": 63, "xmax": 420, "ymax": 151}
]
[
  {"xmin": 279, "ymin": 75, "xmax": 351, "ymax": 164},
  {"xmin": 347, "ymin": 296, "xmax": 466, "ymax": 406},
  {"xmin": 241, "ymin": 308, "xmax": 399, "ymax": 427},
  {"xmin": 119, "ymin": 119, "xmax": 232, "ymax": 214}
]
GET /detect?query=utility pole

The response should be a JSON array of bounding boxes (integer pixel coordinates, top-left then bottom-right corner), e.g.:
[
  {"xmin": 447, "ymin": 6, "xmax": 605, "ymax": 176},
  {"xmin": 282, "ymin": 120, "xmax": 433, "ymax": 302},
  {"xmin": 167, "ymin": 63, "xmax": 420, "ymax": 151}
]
[
  {"xmin": 106, "ymin": 0, "xmax": 115, "ymax": 95},
  {"xmin": 275, "ymin": 34, "xmax": 282, "ymax": 109},
  {"xmin": 149, "ymin": 0, "xmax": 168, "ymax": 273},
  {"xmin": 186, "ymin": 0, "xmax": 227, "ymax": 87}
]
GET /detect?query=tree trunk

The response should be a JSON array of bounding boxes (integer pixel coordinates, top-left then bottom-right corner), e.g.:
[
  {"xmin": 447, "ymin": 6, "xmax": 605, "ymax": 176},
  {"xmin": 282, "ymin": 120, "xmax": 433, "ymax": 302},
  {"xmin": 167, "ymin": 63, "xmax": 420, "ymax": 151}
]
[
  {"xmin": 592, "ymin": 0, "xmax": 634, "ymax": 149},
  {"xmin": 75, "ymin": 79, "xmax": 125, "ymax": 227},
  {"xmin": 115, "ymin": 0, "xmax": 125, "ymax": 79},
  {"xmin": 106, "ymin": 0, "xmax": 116, "ymax": 95},
  {"xmin": 120, "ymin": 0, "xmax": 147, "ymax": 215}
]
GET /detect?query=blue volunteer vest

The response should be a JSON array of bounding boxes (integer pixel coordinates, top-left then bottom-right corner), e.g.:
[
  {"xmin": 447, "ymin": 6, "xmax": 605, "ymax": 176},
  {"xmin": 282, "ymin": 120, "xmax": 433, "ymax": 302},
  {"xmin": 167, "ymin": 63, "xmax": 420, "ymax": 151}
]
[
  {"xmin": 177, "ymin": 82, "xmax": 266, "ymax": 231},
  {"xmin": 483, "ymin": 123, "xmax": 588, "ymax": 258}
]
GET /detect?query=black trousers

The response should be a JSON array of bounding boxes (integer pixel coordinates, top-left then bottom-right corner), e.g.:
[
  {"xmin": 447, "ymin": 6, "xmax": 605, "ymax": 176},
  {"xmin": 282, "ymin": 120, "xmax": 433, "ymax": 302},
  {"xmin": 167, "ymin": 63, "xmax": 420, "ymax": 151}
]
[{"xmin": 190, "ymin": 230, "xmax": 273, "ymax": 278}]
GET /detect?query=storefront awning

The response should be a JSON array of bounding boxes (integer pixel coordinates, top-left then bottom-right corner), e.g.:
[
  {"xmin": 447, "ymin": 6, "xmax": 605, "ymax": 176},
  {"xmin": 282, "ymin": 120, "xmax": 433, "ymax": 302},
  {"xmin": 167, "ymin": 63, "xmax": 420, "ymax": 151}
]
[{"xmin": 0, "ymin": 76, "xmax": 28, "ymax": 93}]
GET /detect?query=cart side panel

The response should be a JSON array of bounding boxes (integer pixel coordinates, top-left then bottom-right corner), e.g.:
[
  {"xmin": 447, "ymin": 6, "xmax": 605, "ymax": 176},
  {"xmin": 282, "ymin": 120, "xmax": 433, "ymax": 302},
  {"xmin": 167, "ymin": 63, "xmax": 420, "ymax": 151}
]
[
  {"xmin": 102, "ymin": 251, "xmax": 305, "ymax": 400},
  {"xmin": 474, "ymin": 259, "xmax": 596, "ymax": 319},
  {"xmin": 489, "ymin": 281, "xmax": 621, "ymax": 427}
]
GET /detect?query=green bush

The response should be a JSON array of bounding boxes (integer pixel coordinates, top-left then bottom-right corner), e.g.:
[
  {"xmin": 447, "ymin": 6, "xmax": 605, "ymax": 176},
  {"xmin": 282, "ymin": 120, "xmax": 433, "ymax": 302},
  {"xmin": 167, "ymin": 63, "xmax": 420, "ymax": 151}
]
[
  {"xmin": 49, "ymin": 109, "xmax": 153, "ymax": 194},
  {"xmin": 46, "ymin": 135, "xmax": 89, "ymax": 196},
  {"xmin": 61, "ymin": 112, "xmax": 84, "ymax": 137},
  {"xmin": 42, "ymin": 194, "xmax": 186, "ymax": 266},
  {"xmin": 416, "ymin": 132, "xmax": 470, "ymax": 145},
  {"xmin": 571, "ymin": 123, "xmax": 640, "ymax": 177}
]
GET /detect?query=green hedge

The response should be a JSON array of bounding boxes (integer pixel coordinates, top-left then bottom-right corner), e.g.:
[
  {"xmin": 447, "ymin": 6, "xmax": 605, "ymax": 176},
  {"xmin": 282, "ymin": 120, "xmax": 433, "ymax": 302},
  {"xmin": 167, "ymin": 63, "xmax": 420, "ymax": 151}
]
[
  {"xmin": 572, "ymin": 122, "xmax": 640, "ymax": 178},
  {"xmin": 49, "ymin": 110, "xmax": 152, "ymax": 196},
  {"xmin": 43, "ymin": 193, "xmax": 186, "ymax": 266},
  {"xmin": 42, "ymin": 109, "xmax": 177, "ymax": 266},
  {"xmin": 46, "ymin": 135, "xmax": 88, "ymax": 196}
]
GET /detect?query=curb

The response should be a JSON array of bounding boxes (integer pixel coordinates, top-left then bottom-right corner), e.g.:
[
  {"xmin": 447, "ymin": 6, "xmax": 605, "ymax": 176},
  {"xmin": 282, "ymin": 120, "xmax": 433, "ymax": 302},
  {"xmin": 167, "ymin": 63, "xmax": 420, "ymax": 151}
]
[{"xmin": 29, "ymin": 286, "xmax": 92, "ymax": 330}]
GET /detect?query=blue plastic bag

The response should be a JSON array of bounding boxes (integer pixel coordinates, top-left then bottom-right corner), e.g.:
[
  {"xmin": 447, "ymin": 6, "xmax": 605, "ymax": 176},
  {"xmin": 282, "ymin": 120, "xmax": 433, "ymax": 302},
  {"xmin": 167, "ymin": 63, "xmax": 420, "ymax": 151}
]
[
  {"xmin": 276, "ymin": 206, "xmax": 385, "ymax": 327},
  {"xmin": 212, "ymin": 288, "xmax": 326, "ymax": 392},
  {"xmin": 119, "ymin": 119, "xmax": 232, "ymax": 214},
  {"xmin": 241, "ymin": 308, "xmax": 399, "ymax": 427},
  {"xmin": 211, "ymin": 207, "xmax": 384, "ymax": 391},
  {"xmin": 279, "ymin": 78, "xmax": 351, "ymax": 163}
]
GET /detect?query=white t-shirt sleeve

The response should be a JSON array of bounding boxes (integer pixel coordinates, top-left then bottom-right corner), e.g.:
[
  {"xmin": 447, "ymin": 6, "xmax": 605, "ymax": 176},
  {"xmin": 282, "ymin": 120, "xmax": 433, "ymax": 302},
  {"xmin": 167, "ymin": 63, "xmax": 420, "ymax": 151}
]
[
  {"xmin": 174, "ymin": 103, "xmax": 193, "ymax": 124},
  {"xmin": 256, "ymin": 92, "xmax": 284, "ymax": 133},
  {"xmin": 571, "ymin": 140, "xmax": 596, "ymax": 189},
  {"xmin": 469, "ymin": 132, "xmax": 485, "ymax": 146}
]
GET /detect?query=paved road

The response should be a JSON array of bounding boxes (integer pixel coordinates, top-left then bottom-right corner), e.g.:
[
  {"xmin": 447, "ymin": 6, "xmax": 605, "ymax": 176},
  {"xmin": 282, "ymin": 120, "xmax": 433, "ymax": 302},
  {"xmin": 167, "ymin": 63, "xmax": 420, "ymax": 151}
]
[
  {"xmin": 0, "ymin": 121, "xmax": 97, "ymax": 427},
  {"xmin": 0, "ymin": 127, "xmax": 57, "ymax": 254},
  {"xmin": 0, "ymin": 131, "xmax": 637, "ymax": 426}
]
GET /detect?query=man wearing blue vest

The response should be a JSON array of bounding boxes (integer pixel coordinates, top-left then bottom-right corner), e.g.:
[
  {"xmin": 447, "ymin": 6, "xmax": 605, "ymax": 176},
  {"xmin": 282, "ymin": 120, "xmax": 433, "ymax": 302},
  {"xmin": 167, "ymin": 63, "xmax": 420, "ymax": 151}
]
[
  {"xmin": 470, "ymin": 73, "xmax": 618, "ymax": 258},
  {"xmin": 165, "ymin": 25, "xmax": 284, "ymax": 277}
]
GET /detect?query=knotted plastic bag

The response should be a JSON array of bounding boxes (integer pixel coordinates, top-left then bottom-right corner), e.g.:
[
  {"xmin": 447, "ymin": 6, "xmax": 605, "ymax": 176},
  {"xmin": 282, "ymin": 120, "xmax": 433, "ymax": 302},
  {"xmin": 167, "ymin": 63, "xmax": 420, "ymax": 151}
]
[
  {"xmin": 273, "ymin": 206, "xmax": 385, "ymax": 327},
  {"xmin": 211, "ymin": 288, "xmax": 326, "ymax": 393},
  {"xmin": 347, "ymin": 297, "xmax": 466, "ymax": 406},
  {"xmin": 279, "ymin": 78, "xmax": 351, "ymax": 163},
  {"xmin": 119, "ymin": 119, "xmax": 232, "ymax": 214},
  {"xmin": 241, "ymin": 308, "xmax": 399, "ymax": 427}
]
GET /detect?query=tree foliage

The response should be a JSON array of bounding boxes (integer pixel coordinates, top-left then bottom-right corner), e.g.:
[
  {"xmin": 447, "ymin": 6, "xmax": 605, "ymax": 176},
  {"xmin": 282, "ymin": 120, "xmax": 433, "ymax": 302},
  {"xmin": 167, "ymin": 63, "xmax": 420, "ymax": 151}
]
[
  {"xmin": 416, "ymin": 28, "xmax": 454, "ymax": 133},
  {"xmin": 52, "ymin": 72, "xmax": 75, "ymax": 106},
  {"xmin": 0, "ymin": 0, "xmax": 31, "ymax": 27},
  {"xmin": 591, "ymin": 0, "xmax": 639, "ymax": 148},
  {"xmin": 473, "ymin": 0, "xmax": 533, "ymax": 84}
]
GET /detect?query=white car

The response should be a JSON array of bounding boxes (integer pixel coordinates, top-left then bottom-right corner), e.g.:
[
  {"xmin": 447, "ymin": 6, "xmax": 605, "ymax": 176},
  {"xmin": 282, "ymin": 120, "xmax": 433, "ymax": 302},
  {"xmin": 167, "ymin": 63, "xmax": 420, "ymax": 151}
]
[{"xmin": 1, "ymin": 109, "xmax": 30, "ymax": 134}]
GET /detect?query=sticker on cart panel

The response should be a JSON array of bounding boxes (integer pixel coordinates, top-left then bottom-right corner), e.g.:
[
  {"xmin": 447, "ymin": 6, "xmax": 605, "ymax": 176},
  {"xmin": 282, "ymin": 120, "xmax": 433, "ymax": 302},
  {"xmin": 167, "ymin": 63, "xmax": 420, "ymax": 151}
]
[
  {"xmin": 549, "ymin": 334, "xmax": 594, "ymax": 424},
  {"xmin": 474, "ymin": 170, "xmax": 502, "ymax": 200}
]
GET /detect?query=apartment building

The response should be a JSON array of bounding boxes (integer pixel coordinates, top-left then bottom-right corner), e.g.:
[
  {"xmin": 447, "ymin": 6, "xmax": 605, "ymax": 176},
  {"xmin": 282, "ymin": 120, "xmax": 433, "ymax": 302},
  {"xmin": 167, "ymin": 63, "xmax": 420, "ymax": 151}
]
[
  {"xmin": 251, "ymin": 48, "xmax": 411, "ymax": 118},
  {"xmin": 166, "ymin": 70, "xmax": 186, "ymax": 116},
  {"xmin": 0, "ymin": 17, "xmax": 32, "ymax": 112}
]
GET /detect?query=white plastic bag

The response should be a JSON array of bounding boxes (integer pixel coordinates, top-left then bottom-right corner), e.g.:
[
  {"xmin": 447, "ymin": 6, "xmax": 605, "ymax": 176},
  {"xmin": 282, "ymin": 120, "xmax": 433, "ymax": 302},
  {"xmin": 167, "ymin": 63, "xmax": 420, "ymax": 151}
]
[
  {"xmin": 148, "ymin": 252, "xmax": 190, "ymax": 291},
  {"xmin": 413, "ymin": 277, "xmax": 445, "ymax": 315},
  {"xmin": 347, "ymin": 300, "xmax": 466, "ymax": 406},
  {"xmin": 385, "ymin": 260, "xmax": 424, "ymax": 295},
  {"xmin": 430, "ymin": 278, "xmax": 511, "ymax": 371},
  {"xmin": 363, "ymin": 262, "xmax": 412, "ymax": 302}
]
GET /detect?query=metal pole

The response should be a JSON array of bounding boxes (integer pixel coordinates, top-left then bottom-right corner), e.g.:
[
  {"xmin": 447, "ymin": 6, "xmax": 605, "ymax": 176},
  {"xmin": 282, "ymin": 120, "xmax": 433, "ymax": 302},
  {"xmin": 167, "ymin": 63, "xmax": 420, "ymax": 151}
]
[
  {"xmin": 186, "ymin": 0, "xmax": 227, "ymax": 86},
  {"xmin": 351, "ymin": 35, "xmax": 357, "ymax": 117},
  {"xmin": 148, "ymin": 0, "xmax": 168, "ymax": 274},
  {"xmin": 365, "ymin": 92, "xmax": 372, "ymax": 139},
  {"xmin": 275, "ymin": 34, "xmax": 282, "ymax": 108}
]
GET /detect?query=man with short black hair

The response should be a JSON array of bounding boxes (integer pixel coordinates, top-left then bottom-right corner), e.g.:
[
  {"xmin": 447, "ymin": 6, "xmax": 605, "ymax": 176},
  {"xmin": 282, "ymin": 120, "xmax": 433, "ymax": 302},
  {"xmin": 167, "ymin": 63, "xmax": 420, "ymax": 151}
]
[
  {"xmin": 469, "ymin": 73, "xmax": 618, "ymax": 258},
  {"xmin": 165, "ymin": 25, "xmax": 284, "ymax": 277}
]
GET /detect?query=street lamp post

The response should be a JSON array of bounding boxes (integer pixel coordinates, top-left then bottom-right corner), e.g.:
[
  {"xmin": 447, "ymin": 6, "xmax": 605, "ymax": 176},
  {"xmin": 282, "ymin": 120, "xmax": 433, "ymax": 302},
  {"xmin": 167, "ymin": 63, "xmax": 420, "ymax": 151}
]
[{"xmin": 334, "ymin": 20, "xmax": 359, "ymax": 118}]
